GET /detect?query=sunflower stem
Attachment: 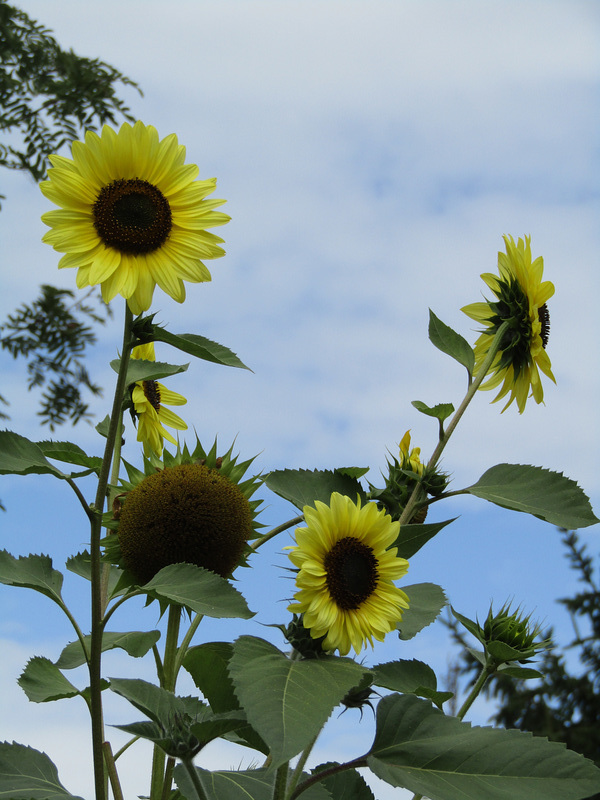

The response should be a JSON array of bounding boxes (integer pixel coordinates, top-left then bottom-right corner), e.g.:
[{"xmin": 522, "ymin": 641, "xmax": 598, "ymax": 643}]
[
  {"xmin": 89, "ymin": 303, "xmax": 134, "ymax": 800},
  {"xmin": 399, "ymin": 321, "xmax": 510, "ymax": 526},
  {"xmin": 173, "ymin": 613, "xmax": 204, "ymax": 677},
  {"xmin": 180, "ymin": 757, "xmax": 209, "ymax": 800},
  {"xmin": 251, "ymin": 515, "xmax": 304, "ymax": 550},
  {"xmin": 289, "ymin": 756, "xmax": 368, "ymax": 800},
  {"xmin": 284, "ymin": 733, "xmax": 319, "ymax": 800},
  {"xmin": 456, "ymin": 663, "xmax": 496, "ymax": 722},
  {"xmin": 272, "ymin": 763, "xmax": 289, "ymax": 800},
  {"xmin": 150, "ymin": 604, "xmax": 182, "ymax": 800}
]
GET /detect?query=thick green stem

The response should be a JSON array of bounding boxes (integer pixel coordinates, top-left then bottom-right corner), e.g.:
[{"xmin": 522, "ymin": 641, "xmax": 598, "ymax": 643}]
[
  {"xmin": 456, "ymin": 663, "xmax": 495, "ymax": 721},
  {"xmin": 399, "ymin": 321, "xmax": 510, "ymax": 526},
  {"xmin": 284, "ymin": 733, "xmax": 319, "ymax": 800},
  {"xmin": 150, "ymin": 605, "xmax": 182, "ymax": 800},
  {"xmin": 272, "ymin": 763, "xmax": 289, "ymax": 800},
  {"xmin": 173, "ymin": 612, "xmax": 204, "ymax": 678},
  {"xmin": 89, "ymin": 303, "xmax": 134, "ymax": 800},
  {"xmin": 180, "ymin": 757, "xmax": 209, "ymax": 800}
]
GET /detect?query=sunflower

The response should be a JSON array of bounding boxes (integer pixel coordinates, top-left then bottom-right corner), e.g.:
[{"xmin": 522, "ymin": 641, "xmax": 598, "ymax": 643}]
[
  {"xmin": 130, "ymin": 342, "xmax": 187, "ymax": 457},
  {"xmin": 398, "ymin": 430, "xmax": 424, "ymax": 477},
  {"xmin": 40, "ymin": 121, "xmax": 230, "ymax": 314},
  {"xmin": 462, "ymin": 235, "xmax": 555, "ymax": 413},
  {"xmin": 103, "ymin": 439, "xmax": 263, "ymax": 587},
  {"xmin": 287, "ymin": 492, "xmax": 409, "ymax": 656}
]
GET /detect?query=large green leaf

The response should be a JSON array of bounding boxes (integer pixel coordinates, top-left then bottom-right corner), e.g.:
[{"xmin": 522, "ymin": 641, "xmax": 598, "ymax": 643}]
[
  {"xmin": 35, "ymin": 441, "xmax": 102, "ymax": 476},
  {"xmin": 466, "ymin": 464, "xmax": 599, "ymax": 529},
  {"xmin": 0, "ymin": 551, "xmax": 63, "ymax": 606},
  {"xmin": 141, "ymin": 563, "xmax": 254, "ymax": 619},
  {"xmin": 368, "ymin": 694, "xmax": 600, "ymax": 800},
  {"xmin": 183, "ymin": 642, "xmax": 269, "ymax": 755},
  {"xmin": 396, "ymin": 583, "xmax": 447, "ymax": 640},
  {"xmin": 228, "ymin": 636, "xmax": 368, "ymax": 770},
  {"xmin": 393, "ymin": 519, "xmax": 456, "ymax": 559},
  {"xmin": 371, "ymin": 659, "xmax": 452, "ymax": 709},
  {"xmin": 55, "ymin": 630, "xmax": 160, "ymax": 670},
  {"xmin": 112, "ymin": 357, "xmax": 189, "ymax": 386},
  {"xmin": 151, "ymin": 327, "xmax": 251, "ymax": 371},
  {"xmin": 174, "ymin": 766, "xmax": 274, "ymax": 800},
  {"xmin": 108, "ymin": 677, "xmax": 205, "ymax": 728},
  {"xmin": 18, "ymin": 657, "xmax": 80, "ymax": 703},
  {"xmin": 428, "ymin": 310, "xmax": 475, "ymax": 374},
  {"xmin": 0, "ymin": 431, "xmax": 63, "ymax": 477},
  {"xmin": 0, "ymin": 742, "xmax": 84, "ymax": 799},
  {"xmin": 264, "ymin": 468, "xmax": 367, "ymax": 511}
]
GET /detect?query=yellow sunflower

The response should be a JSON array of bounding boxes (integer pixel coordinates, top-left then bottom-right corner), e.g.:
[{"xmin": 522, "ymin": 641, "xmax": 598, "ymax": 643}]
[
  {"xmin": 399, "ymin": 430, "xmax": 424, "ymax": 476},
  {"xmin": 130, "ymin": 342, "xmax": 187, "ymax": 456},
  {"xmin": 462, "ymin": 235, "xmax": 555, "ymax": 413},
  {"xmin": 287, "ymin": 492, "xmax": 409, "ymax": 656},
  {"xmin": 40, "ymin": 121, "xmax": 230, "ymax": 314}
]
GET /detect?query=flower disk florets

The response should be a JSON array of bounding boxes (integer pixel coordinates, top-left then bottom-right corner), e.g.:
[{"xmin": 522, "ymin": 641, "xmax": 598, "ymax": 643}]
[{"xmin": 117, "ymin": 463, "xmax": 254, "ymax": 585}]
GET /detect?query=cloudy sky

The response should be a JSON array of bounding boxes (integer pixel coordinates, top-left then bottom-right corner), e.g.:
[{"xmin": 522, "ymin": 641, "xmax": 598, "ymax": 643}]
[{"xmin": 1, "ymin": 1, "xmax": 599, "ymax": 798}]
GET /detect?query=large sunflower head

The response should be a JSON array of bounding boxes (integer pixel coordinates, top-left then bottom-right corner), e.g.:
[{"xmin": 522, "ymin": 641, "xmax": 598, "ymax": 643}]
[
  {"xmin": 129, "ymin": 342, "xmax": 187, "ymax": 457},
  {"xmin": 40, "ymin": 121, "xmax": 230, "ymax": 314},
  {"xmin": 287, "ymin": 492, "xmax": 409, "ymax": 656},
  {"xmin": 103, "ymin": 439, "xmax": 263, "ymax": 586},
  {"xmin": 461, "ymin": 235, "xmax": 555, "ymax": 413}
]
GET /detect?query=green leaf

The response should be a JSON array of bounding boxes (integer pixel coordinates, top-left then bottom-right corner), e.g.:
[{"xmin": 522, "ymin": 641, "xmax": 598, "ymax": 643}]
[
  {"xmin": 396, "ymin": 583, "xmax": 447, "ymax": 640},
  {"xmin": 394, "ymin": 518, "xmax": 456, "ymax": 559},
  {"xmin": 66, "ymin": 551, "xmax": 124, "ymax": 600},
  {"xmin": 371, "ymin": 659, "xmax": 451, "ymax": 709},
  {"xmin": 428, "ymin": 310, "xmax": 475, "ymax": 374},
  {"xmin": 0, "ymin": 551, "xmax": 64, "ymax": 605},
  {"xmin": 55, "ymin": 630, "xmax": 161, "ymax": 670},
  {"xmin": 183, "ymin": 642, "xmax": 269, "ymax": 755},
  {"xmin": 115, "ymin": 710, "xmax": 246, "ymax": 754},
  {"xmin": 112, "ymin": 358, "xmax": 189, "ymax": 385},
  {"xmin": 35, "ymin": 441, "xmax": 102, "ymax": 475},
  {"xmin": 141, "ymin": 564, "xmax": 254, "ymax": 619},
  {"xmin": 499, "ymin": 666, "xmax": 544, "ymax": 680},
  {"xmin": 0, "ymin": 431, "xmax": 63, "ymax": 477},
  {"xmin": 411, "ymin": 400, "xmax": 455, "ymax": 423},
  {"xmin": 95, "ymin": 415, "xmax": 110, "ymax": 438},
  {"xmin": 174, "ymin": 765, "xmax": 273, "ymax": 800},
  {"xmin": 18, "ymin": 657, "xmax": 80, "ymax": 703},
  {"xmin": 312, "ymin": 763, "xmax": 375, "ymax": 800},
  {"xmin": 0, "ymin": 742, "xmax": 85, "ymax": 799},
  {"xmin": 265, "ymin": 468, "xmax": 367, "ymax": 511},
  {"xmin": 228, "ymin": 636, "xmax": 369, "ymax": 769},
  {"xmin": 152, "ymin": 327, "xmax": 252, "ymax": 371},
  {"xmin": 368, "ymin": 693, "xmax": 600, "ymax": 800},
  {"xmin": 466, "ymin": 463, "xmax": 599, "ymax": 529},
  {"xmin": 108, "ymin": 677, "xmax": 205, "ymax": 728}
]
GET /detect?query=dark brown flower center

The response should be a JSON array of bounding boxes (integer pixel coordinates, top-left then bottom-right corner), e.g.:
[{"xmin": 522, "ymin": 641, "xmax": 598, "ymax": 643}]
[
  {"xmin": 93, "ymin": 178, "xmax": 172, "ymax": 254},
  {"xmin": 324, "ymin": 537, "xmax": 378, "ymax": 610},
  {"xmin": 538, "ymin": 303, "xmax": 550, "ymax": 349},
  {"xmin": 142, "ymin": 380, "xmax": 161, "ymax": 411}
]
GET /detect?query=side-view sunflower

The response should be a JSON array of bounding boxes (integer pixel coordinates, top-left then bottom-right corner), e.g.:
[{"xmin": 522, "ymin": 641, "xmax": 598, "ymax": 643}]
[
  {"xmin": 103, "ymin": 439, "xmax": 263, "ymax": 587},
  {"xmin": 462, "ymin": 234, "xmax": 555, "ymax": 413},
  {"xmin": 40, "ymin": 121, "xmax": 230, "ymax": 314},
  {"xmin": 287, "ymin": 492, "xmax": 409, "ymax": 656},
  {"xmin": 129, "ymin": 342, "xmax": 187, "ymax": 457}
]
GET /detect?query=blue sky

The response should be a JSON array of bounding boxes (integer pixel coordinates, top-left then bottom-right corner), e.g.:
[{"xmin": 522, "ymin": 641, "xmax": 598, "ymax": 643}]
[{"xmin": 1, "ymin": 2, "xmax": 599, "ymax": 798}]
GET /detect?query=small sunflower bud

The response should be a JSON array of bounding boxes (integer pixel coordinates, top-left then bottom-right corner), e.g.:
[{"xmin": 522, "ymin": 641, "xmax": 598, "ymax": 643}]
[
  {"xmin": 284, "ymin": 614, "xmax": 328, "ymax": 659},
  {"xmin": 480, "ymin": 602, "xmax": 551, "ymax": 665}
]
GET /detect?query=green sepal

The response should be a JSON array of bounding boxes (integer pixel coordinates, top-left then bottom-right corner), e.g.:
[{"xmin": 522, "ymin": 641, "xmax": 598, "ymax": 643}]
[
  {"xmin": 55, "ymin": 630, "xmax": 161, "ymax": 670},
  {"xmin": 0, "ymin": 742, "xmax": 85, "ymax": 799},
  {"xmin": 95, "ymin": 415, "xmax": 110, "ymax": 438},
  {"xmin": 0, "ymin": 430, "xmax": 63, "ymax": 477},
  {"xmin": 450, "ymin": 606, "xmax": 482, "ymax": 641},
  {"xmin": 466, "ymin": 463, "xmax": 599, "ymax": 529},
  {"xmin": 228, "ymin": 635, "xmax": 370, "ymax": 770},
  {"xmin": 18, "ymin": 656, "xmax": 81, "ymax": 703},
  {"xmin": 112, "ymin": 357, "xmax": 189, "ymax": 386},
  {"xmin": 428, "ymin": 310, "xmax": 475, "ymax": 374},
  {"xmin": 265, "ymin": 468, "xmax": 368, "ymax": 511},
  {"xmin": 411, "ymin": 400, "xmax": 455, "ymax": 422},
  {"xmin": 149, "ymin": 322, "xmax": 251, "ymax": 371},
  {"xmin": 393, "ymin": 518, "xmax": 457, "ymax": 559},
  {"xmin": 499, "ymin": 665, "xmax": 544, "ymax": 680},
  {"xmin": 0, "ymin": 550, "xmax": 64, "ymax": 606},
  {"xmin": 372, "ymin": 659, "xmax": 452, "ymax": 709},
  {"xmin": 367, "ymin": 693, "xmax": 600, "ymax": 800},
  {"xmin": 141, "ymin": 563, "xmax": 254, "ymax": 619},
  {"xmin": 396, "ymin": 583, "xmax": 447, "ymax": 640}
]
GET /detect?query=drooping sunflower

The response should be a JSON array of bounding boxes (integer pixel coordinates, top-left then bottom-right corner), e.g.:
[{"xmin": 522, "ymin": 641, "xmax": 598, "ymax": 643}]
[
  {"xmin": 129, "ymin": 342, "xmax": 187, "ymax": 457},
  {"xmin": 287, "ymin": 492, "xmax": 409, "ymax": 656},
  {"xmin": 40, "ymin": 121, "xmax": 230, "ymax": 314},
  {"xmin": 103, "ymin": 439, "xmax": 263, "ymax": 587},
  {"xmin": 462, "ymin": 235, "xmax": 555, "ymax": 413}
]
